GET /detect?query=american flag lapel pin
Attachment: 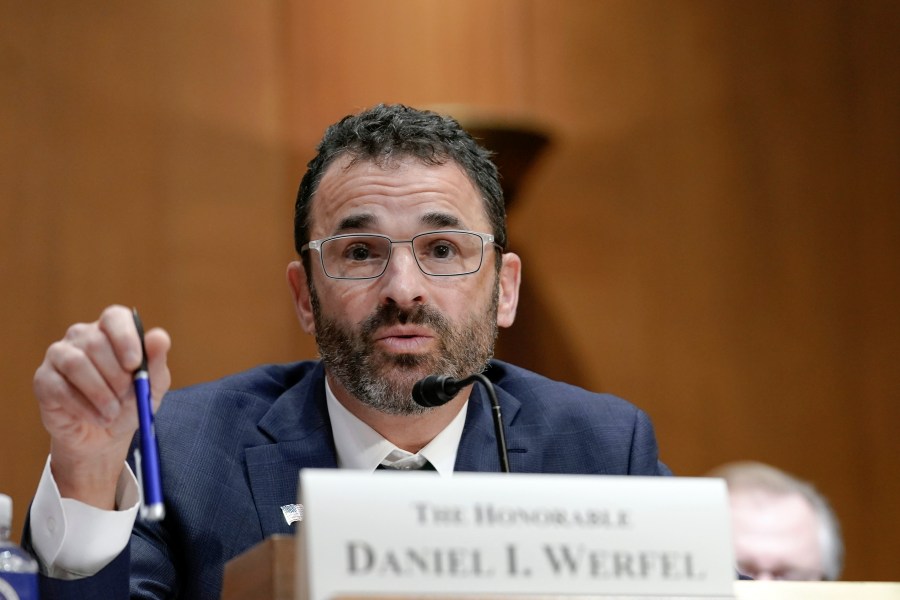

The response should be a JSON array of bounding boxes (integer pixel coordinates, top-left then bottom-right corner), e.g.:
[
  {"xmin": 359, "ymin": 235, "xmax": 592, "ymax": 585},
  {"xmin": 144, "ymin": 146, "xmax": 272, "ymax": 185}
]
[{"xmin": 280, "ymin": 503, "xmax": 304, "ymax": 525}]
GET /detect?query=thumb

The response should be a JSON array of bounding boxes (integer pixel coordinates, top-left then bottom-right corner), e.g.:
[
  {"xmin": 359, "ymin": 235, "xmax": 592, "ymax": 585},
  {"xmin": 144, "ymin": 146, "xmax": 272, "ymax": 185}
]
[{"xmin": 144, "ymin": 327, "xmax": 172, "ymax": 409}]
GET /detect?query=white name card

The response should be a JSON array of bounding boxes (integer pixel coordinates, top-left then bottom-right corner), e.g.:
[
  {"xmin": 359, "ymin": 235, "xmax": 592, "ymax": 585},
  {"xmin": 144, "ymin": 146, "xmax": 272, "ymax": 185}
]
[{"xmin": 297, "ymin": 470, "xmax": 735, "ymax": 599}]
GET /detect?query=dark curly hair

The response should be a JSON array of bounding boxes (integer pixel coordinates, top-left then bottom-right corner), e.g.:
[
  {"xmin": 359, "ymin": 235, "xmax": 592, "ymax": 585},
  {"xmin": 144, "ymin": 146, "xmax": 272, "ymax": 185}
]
[{"xmin": 294, "ymin": 104, "xmax": 506, "ymax": 271}]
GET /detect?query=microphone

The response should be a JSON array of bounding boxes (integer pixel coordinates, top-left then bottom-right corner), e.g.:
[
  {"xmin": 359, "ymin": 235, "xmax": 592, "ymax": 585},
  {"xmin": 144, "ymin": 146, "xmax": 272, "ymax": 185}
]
[
  {"xmin": 412, "ymin": 375, "xmax": 467, "ymax": 407},
  {"xmin": 412, "ymin": 373, "xmax": 510, "ymax": 473}
]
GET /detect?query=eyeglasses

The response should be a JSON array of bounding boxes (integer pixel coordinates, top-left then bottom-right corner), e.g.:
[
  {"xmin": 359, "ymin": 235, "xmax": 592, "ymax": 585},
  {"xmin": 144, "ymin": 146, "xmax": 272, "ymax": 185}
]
[{"xmin": 301, "ymin": 230, "xmax": 500, "ymax": 280}]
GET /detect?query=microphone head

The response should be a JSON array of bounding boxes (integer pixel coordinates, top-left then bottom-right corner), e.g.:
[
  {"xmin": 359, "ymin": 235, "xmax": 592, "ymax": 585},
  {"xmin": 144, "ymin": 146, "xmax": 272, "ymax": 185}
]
[{"xmin": 412, "ymin": 374, "xmax": 459, "ymax": 407}]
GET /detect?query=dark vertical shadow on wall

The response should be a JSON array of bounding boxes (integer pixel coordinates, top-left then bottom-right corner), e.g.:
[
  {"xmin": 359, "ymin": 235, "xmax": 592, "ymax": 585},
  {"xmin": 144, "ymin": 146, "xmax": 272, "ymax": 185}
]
[
  {"xmin": 494, "ymin": 272, "xmax": 588, "ymax": 386},
  {"xmin": 462, "ymin": 120, "xmax": 588, "ymax": 387}
]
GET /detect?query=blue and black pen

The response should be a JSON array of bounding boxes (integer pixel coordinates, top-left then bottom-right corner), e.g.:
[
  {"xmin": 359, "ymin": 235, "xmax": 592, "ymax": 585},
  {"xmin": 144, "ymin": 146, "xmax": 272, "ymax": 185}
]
[{"xmin": 132, "ymin": 308, "xmax": 165, "ymax": 521}]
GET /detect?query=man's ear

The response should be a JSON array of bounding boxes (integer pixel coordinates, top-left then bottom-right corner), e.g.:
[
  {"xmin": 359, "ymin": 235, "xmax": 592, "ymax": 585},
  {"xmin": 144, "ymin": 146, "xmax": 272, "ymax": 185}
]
[
  {"xmin": 496, "ymin": 252, "xmax": 522, "ymax": 328},
  {"xmin": 287, "ymin": 261, "xmax": 316, "ymax": 334}
]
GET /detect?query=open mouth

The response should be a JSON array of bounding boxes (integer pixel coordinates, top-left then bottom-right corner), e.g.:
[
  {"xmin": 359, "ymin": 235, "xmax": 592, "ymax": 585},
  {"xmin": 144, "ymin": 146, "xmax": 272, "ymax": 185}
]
[{"xmin": 374, "ymin": 327, "xmax": 435, "ymax": 353}]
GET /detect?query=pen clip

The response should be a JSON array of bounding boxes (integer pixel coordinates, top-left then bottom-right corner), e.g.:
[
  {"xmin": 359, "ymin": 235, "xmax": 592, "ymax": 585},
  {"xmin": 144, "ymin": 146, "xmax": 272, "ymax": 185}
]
[{"xmin": 134, "ymin": 447, "xmax": 146, "ymax": 508}]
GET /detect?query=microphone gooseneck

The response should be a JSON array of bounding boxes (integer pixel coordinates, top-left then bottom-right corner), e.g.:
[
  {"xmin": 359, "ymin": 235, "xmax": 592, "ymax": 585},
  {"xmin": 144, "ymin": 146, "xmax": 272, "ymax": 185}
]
[{"xmin": 412, "ymin": 372, "xmax": 511, "ymax": 473}]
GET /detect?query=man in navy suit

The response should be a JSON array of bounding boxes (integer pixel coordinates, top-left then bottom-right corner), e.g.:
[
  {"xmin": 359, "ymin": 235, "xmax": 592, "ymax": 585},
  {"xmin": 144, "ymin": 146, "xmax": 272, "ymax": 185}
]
[{"xmin": 29, "ymin": 104, "xmax": 669, "ymax": 599}]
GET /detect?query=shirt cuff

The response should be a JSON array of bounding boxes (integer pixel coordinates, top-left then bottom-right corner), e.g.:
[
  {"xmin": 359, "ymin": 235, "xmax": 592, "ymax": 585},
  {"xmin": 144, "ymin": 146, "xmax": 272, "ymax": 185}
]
[{"xmin": 30, "ymin": 455, "xmax": 140, "ymax": 579}]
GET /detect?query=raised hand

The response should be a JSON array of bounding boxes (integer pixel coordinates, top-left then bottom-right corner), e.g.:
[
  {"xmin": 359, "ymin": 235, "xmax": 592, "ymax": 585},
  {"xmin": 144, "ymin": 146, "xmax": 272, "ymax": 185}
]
[{"xmin": 33, "ymin": 305, "xmax": 171, "ymax": 509}]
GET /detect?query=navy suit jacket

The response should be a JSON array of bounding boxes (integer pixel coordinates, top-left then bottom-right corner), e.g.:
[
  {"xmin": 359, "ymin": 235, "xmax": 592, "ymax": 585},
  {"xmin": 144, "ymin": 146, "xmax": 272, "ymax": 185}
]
[{"xmin": 35, "ymin": 360, "xmax": 669, "ymax": 599}]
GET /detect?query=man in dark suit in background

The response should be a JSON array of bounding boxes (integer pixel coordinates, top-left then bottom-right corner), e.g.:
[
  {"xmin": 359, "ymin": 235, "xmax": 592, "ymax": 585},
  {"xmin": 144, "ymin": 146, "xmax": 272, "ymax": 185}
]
[{"xmin": 28, "ymin": 104, "xmax": 669, "ymax": 599}]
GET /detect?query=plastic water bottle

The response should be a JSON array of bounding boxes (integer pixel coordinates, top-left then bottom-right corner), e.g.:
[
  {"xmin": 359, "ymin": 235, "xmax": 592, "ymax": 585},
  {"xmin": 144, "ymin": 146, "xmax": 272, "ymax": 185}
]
[{"xmin": 0, "ymin": 494, "xmax": 38, "ymax": 600}]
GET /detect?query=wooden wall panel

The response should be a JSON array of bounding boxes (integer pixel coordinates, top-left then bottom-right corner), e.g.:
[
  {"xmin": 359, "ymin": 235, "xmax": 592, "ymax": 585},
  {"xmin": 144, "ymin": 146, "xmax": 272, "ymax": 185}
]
[
  {"xmin": 279, "ymin": 0, "xmax": 539, "ymax": 171},
  {"xmin": 510, "ymin": 0, "xmax": 900, "ymax": 581},
  {"xmin": 0, "ymin": 1, "xmax": 301, "ymax": 541},
  {"xmin": 1, "ymin": 0, "xmax": 897, "ymax": 582}
]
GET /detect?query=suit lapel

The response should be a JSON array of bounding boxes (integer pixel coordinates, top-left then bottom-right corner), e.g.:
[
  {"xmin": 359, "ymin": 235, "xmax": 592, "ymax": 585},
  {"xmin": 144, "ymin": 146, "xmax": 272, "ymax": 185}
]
[
  {"xmin": 245, "ymin": 363, "xmax": 338, "ymax": 537},
  {"xmin": 455, "ymin": 382, "xmax": 529, "ymax": 472}
]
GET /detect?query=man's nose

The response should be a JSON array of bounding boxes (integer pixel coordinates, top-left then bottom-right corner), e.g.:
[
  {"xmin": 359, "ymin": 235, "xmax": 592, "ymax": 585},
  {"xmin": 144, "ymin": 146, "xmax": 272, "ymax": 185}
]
[{"xmin": 378, "ymin": 243, "xmax": 427, "ymax": 306}]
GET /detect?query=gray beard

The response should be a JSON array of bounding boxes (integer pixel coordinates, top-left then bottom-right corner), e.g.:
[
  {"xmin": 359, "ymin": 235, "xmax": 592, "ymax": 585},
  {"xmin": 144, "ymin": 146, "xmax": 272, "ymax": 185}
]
[{"xmin": 310, "ymin": 281, "xmax": 499, "ymax": 416}]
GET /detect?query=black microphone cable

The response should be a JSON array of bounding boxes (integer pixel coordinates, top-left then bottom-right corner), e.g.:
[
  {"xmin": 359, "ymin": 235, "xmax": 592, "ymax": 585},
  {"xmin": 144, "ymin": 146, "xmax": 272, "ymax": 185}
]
[{"xmin": 412, "ymin": 373, "xmax": 510, "ymax": 473}]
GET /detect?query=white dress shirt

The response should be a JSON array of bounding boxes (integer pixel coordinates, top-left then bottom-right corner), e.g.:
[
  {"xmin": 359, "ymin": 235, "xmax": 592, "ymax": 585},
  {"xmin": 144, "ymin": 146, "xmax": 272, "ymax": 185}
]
[
  {"xmin": 31, "ymin": 456, "xmax": 140, "ymax": 579},
  {"xmin": 30, "ymin": 377, "xmax": 467, "ymax": 578},
  {"xmin": 324, "ymin": 378, "xmax": 467, "ymax": 475}
]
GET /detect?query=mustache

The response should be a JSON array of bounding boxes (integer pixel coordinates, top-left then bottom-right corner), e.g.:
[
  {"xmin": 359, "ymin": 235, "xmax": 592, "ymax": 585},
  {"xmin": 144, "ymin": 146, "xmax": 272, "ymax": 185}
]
[{"xmin": 359, "ymin": 303, "xmax": 451, "ymax": 340}]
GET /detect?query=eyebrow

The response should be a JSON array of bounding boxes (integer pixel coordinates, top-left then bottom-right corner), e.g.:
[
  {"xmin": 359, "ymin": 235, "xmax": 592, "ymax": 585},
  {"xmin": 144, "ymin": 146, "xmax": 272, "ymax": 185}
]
[
  {"xmin": 421, "ymin": 212, "xmax": 463, "ymax": 229},
  {"xmin": 335, "ymin": 214, "xmax": 376, "ymax": 233}
]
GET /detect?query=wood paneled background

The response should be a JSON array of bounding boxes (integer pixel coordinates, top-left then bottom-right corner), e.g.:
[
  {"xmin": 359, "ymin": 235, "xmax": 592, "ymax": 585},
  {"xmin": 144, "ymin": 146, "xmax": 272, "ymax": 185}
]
[{"xmin": 2, "ymin": 1, "xmax": 897, "ymax": 582}]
